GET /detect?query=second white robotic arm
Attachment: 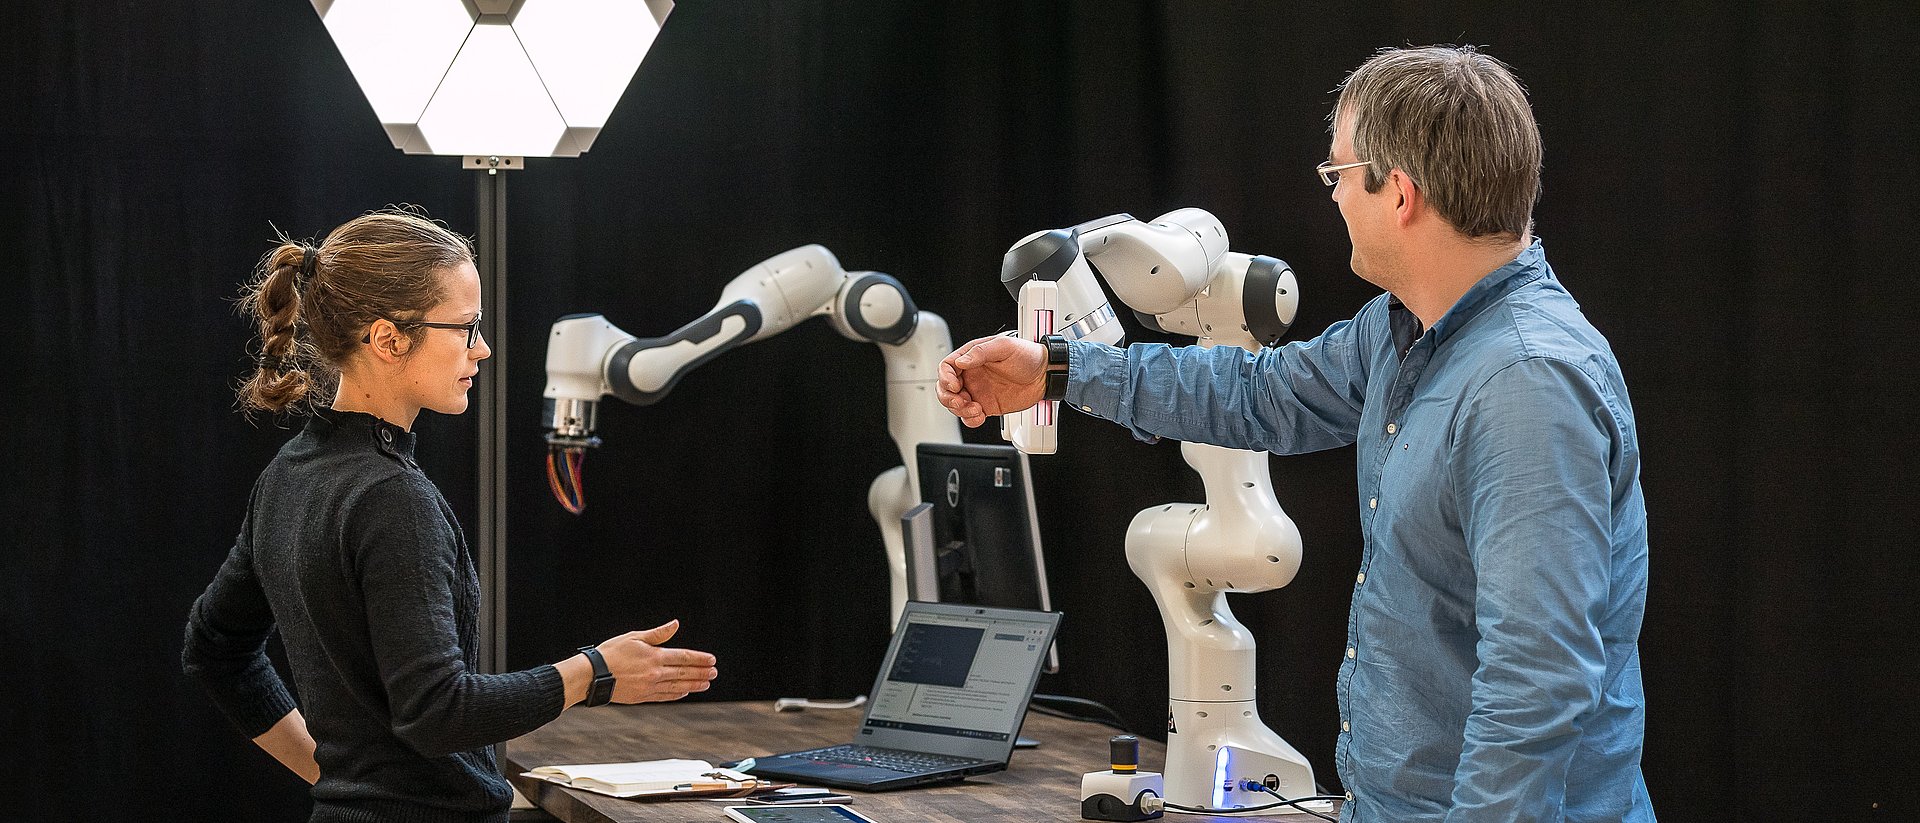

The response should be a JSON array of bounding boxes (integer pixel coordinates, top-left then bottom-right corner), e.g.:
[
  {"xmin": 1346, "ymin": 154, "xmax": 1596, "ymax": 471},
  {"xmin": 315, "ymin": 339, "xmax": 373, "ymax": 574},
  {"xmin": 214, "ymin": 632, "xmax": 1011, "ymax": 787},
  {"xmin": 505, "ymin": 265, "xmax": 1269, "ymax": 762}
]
[
  {"xmin": 545, "ymin": 245, "xmax": 923, "ymax": 432},
  {"xmin": 541, "ymin": 245, "xmax": 960, "ymax": 623}
]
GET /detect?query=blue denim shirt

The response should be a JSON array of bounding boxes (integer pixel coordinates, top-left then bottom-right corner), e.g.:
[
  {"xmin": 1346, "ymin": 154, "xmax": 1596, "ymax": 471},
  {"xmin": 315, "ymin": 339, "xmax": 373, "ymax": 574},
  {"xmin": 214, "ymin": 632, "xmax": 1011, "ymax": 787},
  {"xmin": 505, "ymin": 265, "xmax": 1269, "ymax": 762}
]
[{"xmin": 1068, "ymin": 242, "xmax": 1653, "ymax": 822}]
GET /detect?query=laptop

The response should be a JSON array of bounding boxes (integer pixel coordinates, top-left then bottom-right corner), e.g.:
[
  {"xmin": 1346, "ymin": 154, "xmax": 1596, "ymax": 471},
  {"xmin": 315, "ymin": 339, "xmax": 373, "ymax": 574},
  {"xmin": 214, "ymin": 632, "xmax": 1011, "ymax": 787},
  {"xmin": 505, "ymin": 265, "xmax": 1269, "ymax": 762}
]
[{"xmin": 745, "ymin": 601, "xmax": 1062, "ymax": 791}]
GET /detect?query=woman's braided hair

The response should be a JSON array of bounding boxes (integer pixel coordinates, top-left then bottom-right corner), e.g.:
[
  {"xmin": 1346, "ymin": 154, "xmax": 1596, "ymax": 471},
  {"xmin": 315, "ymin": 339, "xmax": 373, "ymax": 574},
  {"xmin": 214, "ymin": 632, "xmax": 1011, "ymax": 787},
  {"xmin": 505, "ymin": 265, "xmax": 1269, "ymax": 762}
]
[{"xmin": 236, "ymin": 207, "xmax": 473, "ymax": 415}]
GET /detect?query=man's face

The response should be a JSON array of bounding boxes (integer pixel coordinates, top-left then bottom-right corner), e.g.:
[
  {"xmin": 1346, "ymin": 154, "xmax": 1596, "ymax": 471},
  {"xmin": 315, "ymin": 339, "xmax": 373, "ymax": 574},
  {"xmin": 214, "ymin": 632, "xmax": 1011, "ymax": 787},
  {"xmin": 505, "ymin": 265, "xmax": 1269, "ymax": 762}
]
[{"xmin": 1329, "ymin": 110, "xmax": 1391, "ymax": 287}]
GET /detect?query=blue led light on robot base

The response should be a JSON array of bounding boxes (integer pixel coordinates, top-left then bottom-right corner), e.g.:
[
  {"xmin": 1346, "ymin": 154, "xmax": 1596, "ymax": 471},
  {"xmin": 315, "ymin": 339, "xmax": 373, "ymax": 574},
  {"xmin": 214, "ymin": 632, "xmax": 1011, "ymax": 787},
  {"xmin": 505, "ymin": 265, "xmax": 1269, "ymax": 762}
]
[{"xmin": 1213, "ymin": 746, "xmax": 1232, "ymax": 809}]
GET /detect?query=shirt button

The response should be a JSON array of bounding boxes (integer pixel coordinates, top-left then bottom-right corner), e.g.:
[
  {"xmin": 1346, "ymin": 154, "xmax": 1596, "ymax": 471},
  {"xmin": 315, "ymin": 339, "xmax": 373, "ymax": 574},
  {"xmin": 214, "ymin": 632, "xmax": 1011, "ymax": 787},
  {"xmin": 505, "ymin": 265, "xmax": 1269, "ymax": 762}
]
[
  {"xmin": 380, "ymin": 429, "xmax": 393, "ymax": 443},
  {"xmin": 1368, "ymin": 497, "xmax": 1377, "ymax": 509},
  {"xmin": 1346, "ymin": 646, "xmax": 1356, "ymax": 659},
  {"xmin": 1341, "ymin": 721, "xmax": 1350, "ymax": 732},
  {"xmin": 1386, "ymin": 422, "xmax": 1397, "ymax": 435},
  {"xmin": 1356, "ymin": 571, "xmax": 1366, "ymax": 584},
  {"xmin": 1346, "ymin": 792, "xmax": 1355, "ymax": 802}
]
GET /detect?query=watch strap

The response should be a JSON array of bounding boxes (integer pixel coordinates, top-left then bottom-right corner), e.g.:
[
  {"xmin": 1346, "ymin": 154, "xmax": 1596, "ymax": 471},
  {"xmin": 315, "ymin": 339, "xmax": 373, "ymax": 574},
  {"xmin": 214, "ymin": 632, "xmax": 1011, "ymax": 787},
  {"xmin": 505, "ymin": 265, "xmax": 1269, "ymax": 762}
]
[
  {"xmin": 1042, "ymin": 335, "xmax": 1070, "ymax": 402},
  {"xmin": 577, "ymin": 645, "xmax": 615, "ymax": 707}
]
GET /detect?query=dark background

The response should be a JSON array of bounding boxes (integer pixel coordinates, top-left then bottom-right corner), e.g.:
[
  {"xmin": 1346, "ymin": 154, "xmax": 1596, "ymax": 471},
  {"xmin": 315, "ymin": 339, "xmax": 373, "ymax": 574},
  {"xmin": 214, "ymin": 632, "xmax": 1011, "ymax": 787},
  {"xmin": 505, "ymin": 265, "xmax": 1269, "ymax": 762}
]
[{"xmin": 5, "ymin": 1, "xmax": 1916, "ymax": 820}]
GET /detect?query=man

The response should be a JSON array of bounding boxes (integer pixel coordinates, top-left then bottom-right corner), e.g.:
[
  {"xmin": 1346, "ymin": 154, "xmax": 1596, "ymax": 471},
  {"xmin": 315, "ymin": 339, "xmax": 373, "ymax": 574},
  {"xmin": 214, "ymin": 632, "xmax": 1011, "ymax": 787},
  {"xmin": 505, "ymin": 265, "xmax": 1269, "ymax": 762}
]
[{"xmin": 937, "ymin": 46, "xmax": 1653, "ymax": 822}]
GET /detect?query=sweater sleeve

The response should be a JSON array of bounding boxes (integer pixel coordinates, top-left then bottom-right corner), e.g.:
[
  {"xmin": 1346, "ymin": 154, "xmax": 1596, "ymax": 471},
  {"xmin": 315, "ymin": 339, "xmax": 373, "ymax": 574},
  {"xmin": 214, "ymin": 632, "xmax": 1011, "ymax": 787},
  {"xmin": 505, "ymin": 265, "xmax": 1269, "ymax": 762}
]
[
  {"xmin": 345, "ymin": 474, "xmax": 564, "ymax": 758},
  {"xmin": 182, "ymin": 493, "xmax": 299, "ymax": 737}
]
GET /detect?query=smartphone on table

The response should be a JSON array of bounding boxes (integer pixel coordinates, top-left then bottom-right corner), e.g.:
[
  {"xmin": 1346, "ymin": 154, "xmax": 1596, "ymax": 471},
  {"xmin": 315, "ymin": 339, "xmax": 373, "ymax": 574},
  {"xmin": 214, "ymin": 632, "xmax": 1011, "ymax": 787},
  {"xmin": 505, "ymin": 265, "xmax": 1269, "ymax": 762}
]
[{"xmin": 723, "ymin": 805, "xmax": 880, "ymax": 823}]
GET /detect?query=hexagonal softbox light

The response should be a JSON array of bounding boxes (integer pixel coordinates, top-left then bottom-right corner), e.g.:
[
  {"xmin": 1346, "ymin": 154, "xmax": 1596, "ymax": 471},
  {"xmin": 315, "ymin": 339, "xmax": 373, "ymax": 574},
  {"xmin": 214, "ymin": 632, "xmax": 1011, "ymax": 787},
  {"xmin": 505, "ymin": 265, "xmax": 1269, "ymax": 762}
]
[{"xmin": 312, "ymin": 0, "xmax": 673, "ymax": 157}]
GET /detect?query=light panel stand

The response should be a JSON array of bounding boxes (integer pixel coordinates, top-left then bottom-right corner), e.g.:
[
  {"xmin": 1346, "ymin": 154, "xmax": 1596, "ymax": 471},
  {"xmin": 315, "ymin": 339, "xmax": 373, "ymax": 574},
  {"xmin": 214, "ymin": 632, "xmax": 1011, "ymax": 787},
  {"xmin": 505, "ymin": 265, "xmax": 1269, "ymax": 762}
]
[{"xmin": 473, "ymin": 155, "xmax": 518, "ymax": 675}]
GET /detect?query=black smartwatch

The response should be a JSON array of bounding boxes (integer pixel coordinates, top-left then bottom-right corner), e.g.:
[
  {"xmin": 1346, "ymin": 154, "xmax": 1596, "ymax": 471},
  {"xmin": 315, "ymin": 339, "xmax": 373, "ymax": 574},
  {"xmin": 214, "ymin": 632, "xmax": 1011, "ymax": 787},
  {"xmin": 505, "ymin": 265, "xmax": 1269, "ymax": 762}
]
[
  {"xmin": 1041, "ymin": 334, "xmax": 1071, "ymax": 402},
  {"xmin": 577, "ymin": 645, "xmax": 615, "ymax": 707}
]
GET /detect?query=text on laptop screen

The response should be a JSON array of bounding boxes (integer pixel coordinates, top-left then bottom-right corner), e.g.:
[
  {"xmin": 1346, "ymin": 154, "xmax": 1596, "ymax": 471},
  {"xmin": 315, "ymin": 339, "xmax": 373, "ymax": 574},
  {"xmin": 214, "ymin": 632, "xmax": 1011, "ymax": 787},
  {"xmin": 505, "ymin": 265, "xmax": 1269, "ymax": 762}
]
[{"xmin": 862, "ymin": 610, "xmax": 1052, "ymax": 741}]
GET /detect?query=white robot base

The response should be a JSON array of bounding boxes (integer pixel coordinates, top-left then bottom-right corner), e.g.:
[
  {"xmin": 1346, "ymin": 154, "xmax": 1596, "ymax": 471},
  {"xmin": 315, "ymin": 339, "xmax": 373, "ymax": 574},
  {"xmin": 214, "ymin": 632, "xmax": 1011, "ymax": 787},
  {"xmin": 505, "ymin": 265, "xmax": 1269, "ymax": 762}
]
[{"xmin": 1164, "ymin": 698, "xmax": 1317, "ymax": 814}]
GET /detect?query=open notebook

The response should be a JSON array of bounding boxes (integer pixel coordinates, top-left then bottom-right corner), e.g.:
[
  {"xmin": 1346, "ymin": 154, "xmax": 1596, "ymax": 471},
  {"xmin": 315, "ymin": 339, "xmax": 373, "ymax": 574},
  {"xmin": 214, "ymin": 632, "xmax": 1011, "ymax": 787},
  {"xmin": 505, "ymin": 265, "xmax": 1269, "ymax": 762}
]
[{"xmin": 522, "ymin": 759, "xmax": 770, "ymax": 799}]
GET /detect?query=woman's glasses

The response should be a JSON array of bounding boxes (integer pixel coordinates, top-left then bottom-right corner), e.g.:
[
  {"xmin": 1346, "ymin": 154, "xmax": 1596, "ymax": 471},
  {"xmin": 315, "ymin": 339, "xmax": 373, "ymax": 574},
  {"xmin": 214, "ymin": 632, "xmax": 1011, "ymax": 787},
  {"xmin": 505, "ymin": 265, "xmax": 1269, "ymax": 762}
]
[{"xmin": 364, "ymin": 311, "xmax": 484, "ymax": 348}]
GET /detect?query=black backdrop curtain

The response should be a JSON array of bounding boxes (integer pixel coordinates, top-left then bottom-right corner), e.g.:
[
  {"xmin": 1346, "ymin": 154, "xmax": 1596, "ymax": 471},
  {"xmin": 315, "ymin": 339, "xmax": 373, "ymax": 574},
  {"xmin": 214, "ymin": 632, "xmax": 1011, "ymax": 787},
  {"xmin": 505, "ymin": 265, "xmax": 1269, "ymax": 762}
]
[{"xmin": 4, "ymin": 2, "xmax": 1915, "ymax": 820}]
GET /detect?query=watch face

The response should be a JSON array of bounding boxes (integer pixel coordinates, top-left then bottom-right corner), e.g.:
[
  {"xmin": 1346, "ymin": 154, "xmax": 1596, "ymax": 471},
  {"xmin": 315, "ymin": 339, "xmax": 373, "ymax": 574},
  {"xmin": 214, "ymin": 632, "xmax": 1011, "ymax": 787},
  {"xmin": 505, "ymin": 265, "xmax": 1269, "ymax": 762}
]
[{"xmin": 588, "ymin": 680, "xmax": 615, "ymax": 706}]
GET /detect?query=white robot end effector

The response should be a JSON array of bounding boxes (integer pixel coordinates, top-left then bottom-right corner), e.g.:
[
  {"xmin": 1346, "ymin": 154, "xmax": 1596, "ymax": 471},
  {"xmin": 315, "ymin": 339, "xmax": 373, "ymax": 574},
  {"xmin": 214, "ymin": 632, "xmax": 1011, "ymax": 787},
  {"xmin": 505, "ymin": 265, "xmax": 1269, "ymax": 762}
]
[
  {"xmin": 996, "ymin": 217, "xmax": 1131, "ymax": 454},
  {"xmin": 996, "ymin": 209, "xmax": 1301, "ymax": 455},
  {"xmin": 996, "ymin": 217, "xmax": 1130, "ymax": 348},
  {"xmin": 1059, "ymin": 209, "xmax": 1299, "ymax": 349}
]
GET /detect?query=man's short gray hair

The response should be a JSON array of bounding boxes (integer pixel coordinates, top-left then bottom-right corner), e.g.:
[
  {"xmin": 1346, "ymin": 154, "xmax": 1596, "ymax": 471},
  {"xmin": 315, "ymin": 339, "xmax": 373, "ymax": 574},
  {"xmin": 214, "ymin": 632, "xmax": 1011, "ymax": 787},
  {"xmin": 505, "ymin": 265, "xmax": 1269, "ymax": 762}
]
[{"xmin": 1334, "ymin": 45, "xmax": 1542, "ymax": 241}]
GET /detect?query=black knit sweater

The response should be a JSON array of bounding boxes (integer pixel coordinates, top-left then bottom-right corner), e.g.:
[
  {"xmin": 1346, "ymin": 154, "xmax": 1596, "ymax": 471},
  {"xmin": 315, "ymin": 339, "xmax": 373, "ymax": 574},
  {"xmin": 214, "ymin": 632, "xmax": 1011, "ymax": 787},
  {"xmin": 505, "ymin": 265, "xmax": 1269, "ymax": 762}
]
[{"xmin": 184, "ymin": 410, "xmax": 564, "ymax": 823}]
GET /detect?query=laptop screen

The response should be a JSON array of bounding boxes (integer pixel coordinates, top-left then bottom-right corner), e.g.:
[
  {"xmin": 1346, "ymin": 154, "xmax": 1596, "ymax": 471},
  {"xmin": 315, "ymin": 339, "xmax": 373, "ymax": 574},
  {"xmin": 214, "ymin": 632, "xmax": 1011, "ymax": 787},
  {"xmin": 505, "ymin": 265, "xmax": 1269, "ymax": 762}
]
[{"xmin": 858, "ymin": 602, "xmax": 1060, "ymax": 762}]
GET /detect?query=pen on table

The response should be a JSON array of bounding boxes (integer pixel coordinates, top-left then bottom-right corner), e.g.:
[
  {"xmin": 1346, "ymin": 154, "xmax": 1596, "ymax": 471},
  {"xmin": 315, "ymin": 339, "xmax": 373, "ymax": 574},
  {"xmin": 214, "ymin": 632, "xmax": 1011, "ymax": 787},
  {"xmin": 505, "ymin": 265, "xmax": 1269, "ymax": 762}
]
[{"xmin": 674, "ymin": 781, "xmax": 734, "ymax": 791}]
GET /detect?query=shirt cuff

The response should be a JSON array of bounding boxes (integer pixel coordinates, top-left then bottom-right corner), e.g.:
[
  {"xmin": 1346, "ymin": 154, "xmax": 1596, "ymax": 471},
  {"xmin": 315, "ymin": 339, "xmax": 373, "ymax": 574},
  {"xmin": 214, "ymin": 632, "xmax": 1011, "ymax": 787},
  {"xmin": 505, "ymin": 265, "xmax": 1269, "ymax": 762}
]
[
  {"xmin": 1063, "ymin": 341, "xmax": 1118, "ymax": 417},
  {"xmin": 1064, "ymin": 341, "xmax": 1159, "ymax": 443}
]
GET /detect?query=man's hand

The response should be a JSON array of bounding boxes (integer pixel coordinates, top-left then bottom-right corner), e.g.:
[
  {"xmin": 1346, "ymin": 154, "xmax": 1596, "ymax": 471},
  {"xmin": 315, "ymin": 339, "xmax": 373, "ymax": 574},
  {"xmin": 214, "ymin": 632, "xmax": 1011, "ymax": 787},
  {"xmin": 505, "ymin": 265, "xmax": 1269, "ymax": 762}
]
[
  {"xmin": 937, "ymin": 336, "xmax": 1048, "ymax": 428},
  {"xmin": 596, "ymin": 620, "xmax": 718, "ymax": 704}
]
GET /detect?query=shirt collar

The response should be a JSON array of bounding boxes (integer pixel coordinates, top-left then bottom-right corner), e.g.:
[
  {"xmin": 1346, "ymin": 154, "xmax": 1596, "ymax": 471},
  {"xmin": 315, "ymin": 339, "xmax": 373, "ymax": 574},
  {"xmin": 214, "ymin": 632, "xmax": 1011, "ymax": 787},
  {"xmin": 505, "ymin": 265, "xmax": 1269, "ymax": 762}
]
[
  {"xmin": 1430, "ymin": 239, "xmax": 1548, "ymax": 346},
  {"xmin": 308, "ymin": 407, "xmax": 418, "ymax": 463}
]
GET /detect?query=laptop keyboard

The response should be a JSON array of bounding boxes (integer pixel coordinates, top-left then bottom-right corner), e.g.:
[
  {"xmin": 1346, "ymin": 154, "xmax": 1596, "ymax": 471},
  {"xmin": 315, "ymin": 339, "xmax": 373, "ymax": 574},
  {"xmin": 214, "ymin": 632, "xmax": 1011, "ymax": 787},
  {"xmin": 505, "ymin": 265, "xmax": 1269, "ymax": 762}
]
[{"xmin": 796, "ymin": 744, "xmax": 983, "ymax": 773}]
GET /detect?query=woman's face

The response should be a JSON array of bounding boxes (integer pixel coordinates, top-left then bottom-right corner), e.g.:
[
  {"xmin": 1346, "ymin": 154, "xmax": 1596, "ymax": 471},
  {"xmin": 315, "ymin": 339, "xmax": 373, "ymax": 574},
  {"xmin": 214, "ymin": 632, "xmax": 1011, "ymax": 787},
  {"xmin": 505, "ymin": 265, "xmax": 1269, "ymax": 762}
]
[{"xmin": 398, "ymin": 261, "xmax": 489, "ymax": 416}]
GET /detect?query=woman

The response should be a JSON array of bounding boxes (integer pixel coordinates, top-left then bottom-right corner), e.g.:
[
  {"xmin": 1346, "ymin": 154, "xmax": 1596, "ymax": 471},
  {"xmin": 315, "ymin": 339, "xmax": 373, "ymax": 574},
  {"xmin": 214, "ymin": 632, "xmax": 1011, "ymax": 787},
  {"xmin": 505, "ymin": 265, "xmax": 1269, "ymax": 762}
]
[{"xmin": 183, "ymin": 210, "xmax": 719, "ymax": 822}]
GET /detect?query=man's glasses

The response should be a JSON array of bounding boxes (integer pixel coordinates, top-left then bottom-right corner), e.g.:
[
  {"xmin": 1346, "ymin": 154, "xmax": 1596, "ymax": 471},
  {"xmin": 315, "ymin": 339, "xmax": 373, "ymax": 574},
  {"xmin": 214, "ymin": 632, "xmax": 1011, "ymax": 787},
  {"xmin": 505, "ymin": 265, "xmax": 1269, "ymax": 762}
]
[
  {"xmin": 1316, "ymin": 160, "xmax": 1371, "ymax": 187},
  {"xmin": 364, "ymin": 311, "xmax": 485, "ymax": 348}
]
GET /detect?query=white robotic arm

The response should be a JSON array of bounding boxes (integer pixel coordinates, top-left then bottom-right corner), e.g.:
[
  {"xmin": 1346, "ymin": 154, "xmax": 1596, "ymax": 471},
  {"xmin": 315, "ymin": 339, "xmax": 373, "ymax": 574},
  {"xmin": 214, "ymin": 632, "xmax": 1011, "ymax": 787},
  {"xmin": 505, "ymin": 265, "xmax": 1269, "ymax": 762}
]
[
  {"xmin": 999, "ymin": 210, "xmax": 1324, "ymax": 813},
  {"xmin": 1000, "ymin": 209, "xmax": 1298, "ymax": 351},
  {"xmin": 541, "ymin": 244, "xmax": 960, "ymax": 624}
]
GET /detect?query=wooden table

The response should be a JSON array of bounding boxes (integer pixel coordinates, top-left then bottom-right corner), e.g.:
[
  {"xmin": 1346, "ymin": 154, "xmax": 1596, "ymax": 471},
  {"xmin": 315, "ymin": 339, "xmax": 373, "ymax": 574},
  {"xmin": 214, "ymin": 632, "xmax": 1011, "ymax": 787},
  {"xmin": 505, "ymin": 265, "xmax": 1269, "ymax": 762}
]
[{"xmin": 506, "ymin": 702, "xmax": 1339, "ymax": 823}]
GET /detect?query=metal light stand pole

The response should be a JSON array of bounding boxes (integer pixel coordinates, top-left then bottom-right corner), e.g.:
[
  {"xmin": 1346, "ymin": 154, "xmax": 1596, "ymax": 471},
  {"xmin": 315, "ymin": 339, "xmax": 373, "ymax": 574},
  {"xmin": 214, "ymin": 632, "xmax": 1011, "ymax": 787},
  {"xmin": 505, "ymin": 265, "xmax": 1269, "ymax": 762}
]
[{"xmin": 470, "ymin": 154, "xmax": 520, "ymax": 676}]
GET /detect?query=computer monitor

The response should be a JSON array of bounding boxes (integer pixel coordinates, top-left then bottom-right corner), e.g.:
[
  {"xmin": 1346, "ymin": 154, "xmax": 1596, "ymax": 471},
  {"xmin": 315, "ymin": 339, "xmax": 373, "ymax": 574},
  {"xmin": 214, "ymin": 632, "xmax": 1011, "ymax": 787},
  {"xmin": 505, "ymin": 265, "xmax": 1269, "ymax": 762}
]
[{"xmin": 909, "ymin": 442, "xmax": 1059, "ymax": 673}]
